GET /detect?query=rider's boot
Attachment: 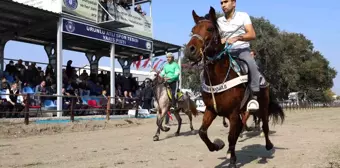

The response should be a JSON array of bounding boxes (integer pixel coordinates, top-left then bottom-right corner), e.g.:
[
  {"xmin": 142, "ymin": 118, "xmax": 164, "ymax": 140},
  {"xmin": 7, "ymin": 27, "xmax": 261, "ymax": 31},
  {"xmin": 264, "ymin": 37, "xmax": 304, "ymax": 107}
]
[
  {"xmin": 170, "ymin": 96, "xmax": 177, "ymax": 111},
  {"xmin": 247, "ymin": 91, "xmax": 259, "ymax": 112}
]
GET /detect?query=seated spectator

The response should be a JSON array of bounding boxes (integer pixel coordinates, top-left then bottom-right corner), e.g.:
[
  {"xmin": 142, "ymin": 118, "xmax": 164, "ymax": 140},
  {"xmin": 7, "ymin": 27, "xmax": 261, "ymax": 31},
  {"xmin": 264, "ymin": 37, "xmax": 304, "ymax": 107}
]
[
  {"xmin": 35, "ymin": 81, "xmax": 47, "ymax": 105},
  {"xmin": 4, "ymin": 83, "xmax": 25, "ymax": 118},
  {"xmin": 134, "ymin": 5, "xmax": 146, "ymax": 16}
]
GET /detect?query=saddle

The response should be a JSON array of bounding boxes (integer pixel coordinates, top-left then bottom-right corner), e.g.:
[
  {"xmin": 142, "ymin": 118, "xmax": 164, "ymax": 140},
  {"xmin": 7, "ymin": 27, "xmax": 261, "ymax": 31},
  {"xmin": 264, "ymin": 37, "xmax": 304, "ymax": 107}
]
[
  {"xmin": 230, "ymin": 56, "xmax": 269, "ymax": 111},
  {"xmin": 230, "ymin": 56, "xmax": 268, "ymax": 88}
]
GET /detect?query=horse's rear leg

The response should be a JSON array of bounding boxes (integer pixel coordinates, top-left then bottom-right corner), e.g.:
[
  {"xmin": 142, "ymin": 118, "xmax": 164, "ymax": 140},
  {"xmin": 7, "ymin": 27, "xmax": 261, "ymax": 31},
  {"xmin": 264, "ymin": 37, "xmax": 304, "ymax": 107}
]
[
  {"xmin": 261, "ymin": 109, "xmax": 273, "ymax": 150},
  {"xmin": 199, "ymin": 109, "xmax": 224, "ymax": 152},
  {"xmin": 173, "ymin": 111, "xmax": 182, "ymax": 136},
  {"xmin": 186, "ymin": 110, "xmax": 194, "ymax": 131},
  {"xmin": 226, "ymin": 112, "xmax": 244, "ymax": 168}
]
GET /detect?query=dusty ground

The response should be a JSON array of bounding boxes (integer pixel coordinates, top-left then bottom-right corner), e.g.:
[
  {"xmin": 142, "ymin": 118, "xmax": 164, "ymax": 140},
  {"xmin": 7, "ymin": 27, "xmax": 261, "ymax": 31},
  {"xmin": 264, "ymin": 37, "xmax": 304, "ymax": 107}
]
[{"xmin": 1, "ymin": 108, "xmax": 340, "ymax": 168}]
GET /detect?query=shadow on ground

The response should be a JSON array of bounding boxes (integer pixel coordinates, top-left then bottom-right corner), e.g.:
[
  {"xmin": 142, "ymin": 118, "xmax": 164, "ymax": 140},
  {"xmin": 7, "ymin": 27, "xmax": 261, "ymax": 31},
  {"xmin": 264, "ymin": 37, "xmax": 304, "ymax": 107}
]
[
  {"xmin": 238, "ymin": 130, "xmax": 277, "ymax": 142},
  {"xmin": 215, "ymin": 144, "xmax": 288, "ymax": 168}
]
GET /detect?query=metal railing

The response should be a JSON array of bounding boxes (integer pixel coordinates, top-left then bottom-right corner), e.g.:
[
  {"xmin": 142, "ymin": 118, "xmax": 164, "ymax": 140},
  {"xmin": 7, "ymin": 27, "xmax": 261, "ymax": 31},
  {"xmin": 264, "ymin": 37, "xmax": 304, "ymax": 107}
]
[{"xmin": 0, "ymin": 93, "xmax": 143, "ymax": 125}]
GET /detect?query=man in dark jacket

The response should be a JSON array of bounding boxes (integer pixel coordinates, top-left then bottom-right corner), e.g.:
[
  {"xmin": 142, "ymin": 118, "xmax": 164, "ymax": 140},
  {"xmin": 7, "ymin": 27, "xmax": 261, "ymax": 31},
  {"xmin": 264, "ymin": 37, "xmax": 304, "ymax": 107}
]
[{"xmin": 142, "ymin": 79, "xmax": 153, "ymax": 110}]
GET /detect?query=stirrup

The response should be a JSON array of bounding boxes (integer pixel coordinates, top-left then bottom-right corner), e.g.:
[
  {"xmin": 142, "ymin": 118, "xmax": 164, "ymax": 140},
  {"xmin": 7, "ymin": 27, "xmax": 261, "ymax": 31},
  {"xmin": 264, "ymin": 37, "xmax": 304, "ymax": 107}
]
[{"xmin": 247, "ymin": 99, "xmax": 259, "ymax": 111}]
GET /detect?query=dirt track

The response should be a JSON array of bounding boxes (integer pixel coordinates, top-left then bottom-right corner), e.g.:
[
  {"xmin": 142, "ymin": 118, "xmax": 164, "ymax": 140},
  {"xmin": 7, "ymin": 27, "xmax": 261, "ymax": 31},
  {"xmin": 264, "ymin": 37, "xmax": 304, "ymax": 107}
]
[{"xmin": 1, "ymin": 108, "xmax": 340, "ymax": 168}]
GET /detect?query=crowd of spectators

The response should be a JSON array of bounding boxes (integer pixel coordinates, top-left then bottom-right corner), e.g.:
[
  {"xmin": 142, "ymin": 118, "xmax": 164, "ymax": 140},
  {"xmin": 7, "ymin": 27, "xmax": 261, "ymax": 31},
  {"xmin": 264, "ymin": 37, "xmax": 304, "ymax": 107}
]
[{"xmin": 0, "ymin": 59, "xmax": 153, "ymax": 118}]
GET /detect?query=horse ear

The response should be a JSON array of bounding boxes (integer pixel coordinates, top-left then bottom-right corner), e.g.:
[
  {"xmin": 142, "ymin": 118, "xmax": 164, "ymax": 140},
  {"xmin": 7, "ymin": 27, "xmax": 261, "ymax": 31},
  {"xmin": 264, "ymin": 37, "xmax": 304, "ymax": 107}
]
[
  {"xmin": 208, "ymin": 6, "xmax": 217, "ymax": 23},
  {"xmin": 192, "ymin": 10, "xmax": 200, "ymax": 24}
]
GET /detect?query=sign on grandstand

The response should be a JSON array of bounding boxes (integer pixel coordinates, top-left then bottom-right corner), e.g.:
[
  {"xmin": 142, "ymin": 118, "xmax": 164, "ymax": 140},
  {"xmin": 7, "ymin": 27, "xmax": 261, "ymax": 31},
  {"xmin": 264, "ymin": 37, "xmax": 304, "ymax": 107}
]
[
  {"xmin": 62, "ymin": 0, "xmax": 153, "ymax": 38},
  {"xmin": 62, "ymin": 0, "xmax": 98, "ymax": 22},
  {"xmin": 107, "ymin": 5, "xmax": 153, "ymax": 38},
  {"xmin": 12, "ymin": 0, "xmax": 61, "ymax": 13},
  {"xmin": 62, "ymin": 18, "xmax": 153, "ymax": 52}
]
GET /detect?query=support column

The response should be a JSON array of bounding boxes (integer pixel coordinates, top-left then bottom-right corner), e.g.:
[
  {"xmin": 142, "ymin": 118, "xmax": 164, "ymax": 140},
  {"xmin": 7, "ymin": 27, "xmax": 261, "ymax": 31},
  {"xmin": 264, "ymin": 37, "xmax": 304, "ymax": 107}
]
[
  {"xmin": 178, "ymin": 48, "xmax": 182, "ymax": 89},
  {"xmin": 85, "ymin": 53, "xmax": 101, "ymax": 76},
  {"xmin": 117, "ymin": 57, "xmax": 133, "ymax": 76},
  {"xmin": 110, "ymin": 44, "xmax": 115, "ymax": 104},
  {"xmin": 44, "ymin": 45, "xmax": 57, "ymax": 73},
  {"xmin": 149, "ymin": 1, "xmax": 152, "ymax": 17},
  {"xmin": 0, "ymin": 39, "xmax": 7, "ymax": 78},
  {"xmin": 56, "ymin": 17, "xmax": 63, "ymax": 118}
]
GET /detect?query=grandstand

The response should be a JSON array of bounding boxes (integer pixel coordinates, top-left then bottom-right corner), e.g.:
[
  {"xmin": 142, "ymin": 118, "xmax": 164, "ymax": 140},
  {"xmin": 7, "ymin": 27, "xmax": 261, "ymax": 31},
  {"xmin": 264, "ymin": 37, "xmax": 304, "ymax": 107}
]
[{"xmin": 0, "ymin": 0, "xmax": 182, "ymax": 118}]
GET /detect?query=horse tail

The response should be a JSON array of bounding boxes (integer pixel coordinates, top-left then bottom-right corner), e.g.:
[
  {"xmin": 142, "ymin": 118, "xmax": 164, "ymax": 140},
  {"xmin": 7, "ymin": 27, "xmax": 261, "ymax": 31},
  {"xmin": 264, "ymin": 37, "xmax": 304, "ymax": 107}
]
[
  {"xmin": 268, "ymin": 97, "xmax": 285, "ymax": 125},
  {"xmin": 189, "ymin": 99, "xmax": 198, "ymax": 117}
]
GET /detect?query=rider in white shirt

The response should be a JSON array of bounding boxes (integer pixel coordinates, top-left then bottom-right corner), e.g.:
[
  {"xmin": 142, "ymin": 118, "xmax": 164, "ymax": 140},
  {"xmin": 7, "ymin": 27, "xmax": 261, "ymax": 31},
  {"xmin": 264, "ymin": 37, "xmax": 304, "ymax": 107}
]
[{"xmin": 217, "ymin": 0, "xmax": 260, "ymax": 111}]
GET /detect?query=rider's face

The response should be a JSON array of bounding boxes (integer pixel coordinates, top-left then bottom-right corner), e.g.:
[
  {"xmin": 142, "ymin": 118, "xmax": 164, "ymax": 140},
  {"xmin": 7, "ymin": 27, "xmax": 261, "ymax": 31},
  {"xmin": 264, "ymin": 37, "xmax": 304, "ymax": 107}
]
[
  {"xmin": 220, "ymin": 0, "xmax": 236, "ymax": 14},
  {"xmin": 167, "ymin": 56, "xmax": 173, "ymax": 63}
]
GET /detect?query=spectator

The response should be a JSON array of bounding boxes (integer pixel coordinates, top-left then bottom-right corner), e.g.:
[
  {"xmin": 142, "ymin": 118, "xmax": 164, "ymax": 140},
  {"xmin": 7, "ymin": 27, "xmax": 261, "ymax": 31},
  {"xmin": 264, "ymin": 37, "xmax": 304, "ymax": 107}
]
[
  {"xmin": 5, "ymin": 60, "xmax": 16, "ymax": 76},
  {"xmin": 142, "ymin": 79, "xmax": 153, "ymax": 110},
  {"xmin": 4, "ymin": 83, "xmax": 25, "ymax": 117},
  {"xmin": 134, "ymin": 5, "xmax": 146, "ymax": 16}
]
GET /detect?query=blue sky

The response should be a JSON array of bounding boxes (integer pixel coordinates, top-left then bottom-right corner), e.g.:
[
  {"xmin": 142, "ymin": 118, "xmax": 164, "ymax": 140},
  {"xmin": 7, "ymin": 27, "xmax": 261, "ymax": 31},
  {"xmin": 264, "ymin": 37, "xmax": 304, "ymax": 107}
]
[{"xmin": 4, "ymin": 0, "xmax": 340, "ymax": 94}]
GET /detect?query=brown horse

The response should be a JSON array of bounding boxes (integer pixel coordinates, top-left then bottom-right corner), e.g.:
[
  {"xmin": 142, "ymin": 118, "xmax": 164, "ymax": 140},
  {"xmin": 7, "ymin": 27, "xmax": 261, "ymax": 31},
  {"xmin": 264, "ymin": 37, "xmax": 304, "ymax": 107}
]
[{"xmin": 184, "ymin": 7, "xmax": 285, "ymax": 168}]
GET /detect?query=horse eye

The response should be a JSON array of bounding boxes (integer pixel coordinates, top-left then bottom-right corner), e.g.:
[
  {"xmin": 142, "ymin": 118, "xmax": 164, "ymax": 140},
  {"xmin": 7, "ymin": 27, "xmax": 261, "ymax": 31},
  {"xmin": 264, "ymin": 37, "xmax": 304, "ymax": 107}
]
[{"xmin": 207, "ymin": 27, "xmax": 214, "ymax": 32}]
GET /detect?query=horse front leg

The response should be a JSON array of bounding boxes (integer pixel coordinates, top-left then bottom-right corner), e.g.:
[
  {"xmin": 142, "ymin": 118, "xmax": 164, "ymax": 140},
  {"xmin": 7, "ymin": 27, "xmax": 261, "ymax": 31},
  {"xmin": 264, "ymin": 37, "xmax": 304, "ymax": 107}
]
[
  {"xmin": 153, "ymin": 118, "xmax": 161, "ymax": 141},
  {"xmin": 226, "ymin": 111, "xmax": 244, "ymax": 168},
  {"xmin": 199, "ymin": 109, "xmax": 225, "ymax": 152}
]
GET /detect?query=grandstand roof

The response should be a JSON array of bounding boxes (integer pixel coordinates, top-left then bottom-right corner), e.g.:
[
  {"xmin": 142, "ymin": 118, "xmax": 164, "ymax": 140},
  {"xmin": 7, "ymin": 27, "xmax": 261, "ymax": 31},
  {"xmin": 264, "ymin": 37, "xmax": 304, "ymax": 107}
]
[{"xmin": 0, "ymin": 0, "xmax": 182, "ymax": 59}]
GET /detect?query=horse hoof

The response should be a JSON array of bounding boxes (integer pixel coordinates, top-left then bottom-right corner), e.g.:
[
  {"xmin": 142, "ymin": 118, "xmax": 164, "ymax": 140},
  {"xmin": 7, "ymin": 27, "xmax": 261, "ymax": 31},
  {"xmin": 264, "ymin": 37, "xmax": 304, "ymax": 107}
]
[
  {"xmin": 213, "ymin": 138, "xmax": 225, "ymax": 151},
  {"xmin": 153, "ymin": 136, "xmax": 159, "ymax": 141},
  {"xmin": 266, "ymin": 142, "xmax": 274, "ymax": 151},
  {"xmin": 174, "ymin": 132, "xmax": 180, "ymax": 136},
  {"xmin": 226, "ymin": 152, "xmax": 231, "ymax": 159},
  {"xmin": 163, "ymin": 126, "xmax": 171, "ymax": 132},
  {"xmin": 260, "ymin": 132, "xmax": 264, "ymax": 137},
  {"xmin": 229, "ymin": 163, "xmax": 237, "ymax": 168}
]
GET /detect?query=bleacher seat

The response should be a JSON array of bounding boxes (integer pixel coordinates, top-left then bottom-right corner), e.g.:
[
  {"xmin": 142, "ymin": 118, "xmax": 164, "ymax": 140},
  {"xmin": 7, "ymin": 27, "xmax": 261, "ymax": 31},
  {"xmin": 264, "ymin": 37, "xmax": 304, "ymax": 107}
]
[
  {"xmin": 87, "ymin": 100, "xmax": 102, "ymax": 109},
  {"xmin": 22, "ymin": 87, "xmax": 34, "ymax": 94},
  {"xmin": 43, "ymin": 100, "xmax": 57, "ymax": 110}
]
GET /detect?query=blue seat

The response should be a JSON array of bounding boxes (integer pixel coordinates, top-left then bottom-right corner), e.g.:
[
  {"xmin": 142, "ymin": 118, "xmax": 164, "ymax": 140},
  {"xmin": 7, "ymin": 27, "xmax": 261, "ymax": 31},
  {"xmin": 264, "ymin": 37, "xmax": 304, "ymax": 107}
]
[
  {"xmin": 22, "ymin": 87, "xmax": 34, "ymax": 94},
  {"xmin": 0, "ymin": 90, "xmax": 7, "ymax": 99},
  {"xmin": 43, "ymin": 100, "xmax": 57, "ymax": 110}
]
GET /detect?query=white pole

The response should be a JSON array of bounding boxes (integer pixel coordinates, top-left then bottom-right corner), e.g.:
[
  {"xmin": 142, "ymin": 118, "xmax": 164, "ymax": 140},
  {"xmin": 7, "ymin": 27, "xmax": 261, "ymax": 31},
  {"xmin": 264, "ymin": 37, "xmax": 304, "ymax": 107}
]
[
  {"xmin": 132, "ymin": 0, "xmax": 135, "ymax": 10},
  {"xmin": 178, "ymin": 48, "xmax": 182, "ymax": 89},
  {"xmin": 149, "ymin": 1, "xmax": 152, "ymax": 17},
  {"xmin": 110, "ymin": 44, "xmax": 115, "ymax": 104},
  {"xmin": 56, "ymin": 17, "xmax": 63, "ymax": 117}
]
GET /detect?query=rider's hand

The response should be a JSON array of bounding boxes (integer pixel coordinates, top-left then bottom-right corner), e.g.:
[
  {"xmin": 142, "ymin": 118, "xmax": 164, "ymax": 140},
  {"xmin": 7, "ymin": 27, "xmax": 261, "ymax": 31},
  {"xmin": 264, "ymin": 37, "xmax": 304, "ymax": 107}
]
[
  {"xmin": 227, "ymin": 36, "xmax": 239, "ymax": 44},
  {"xmin": 221, "ymin": 38, "xmax": 227, "ymax": 44}
]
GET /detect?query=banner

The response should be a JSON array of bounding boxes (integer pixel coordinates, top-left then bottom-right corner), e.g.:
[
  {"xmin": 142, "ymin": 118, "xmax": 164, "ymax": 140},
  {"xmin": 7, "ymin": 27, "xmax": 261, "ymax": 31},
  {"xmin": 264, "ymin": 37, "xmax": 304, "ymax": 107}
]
[
  {"xmin": 107, "ymin": 5, "xmax": 153, "ymax": 38},
  {"xmin": 62, "ymin": 0, "xmax": 98, "ymax": 21},
  {"xmin": 62, "ymin": 18, "xmax": 153, "ymax": 51},
  {"xmin": 13, "ymin": 0, "xmax": 62, "ymax": 13}
]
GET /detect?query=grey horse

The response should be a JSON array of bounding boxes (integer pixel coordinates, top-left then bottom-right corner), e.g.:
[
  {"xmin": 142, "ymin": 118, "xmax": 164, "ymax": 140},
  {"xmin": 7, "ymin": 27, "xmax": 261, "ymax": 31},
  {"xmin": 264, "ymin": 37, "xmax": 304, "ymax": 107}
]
[{"xmin": 148, "ymin": 71, "xmax": 198, "ymax": 141}]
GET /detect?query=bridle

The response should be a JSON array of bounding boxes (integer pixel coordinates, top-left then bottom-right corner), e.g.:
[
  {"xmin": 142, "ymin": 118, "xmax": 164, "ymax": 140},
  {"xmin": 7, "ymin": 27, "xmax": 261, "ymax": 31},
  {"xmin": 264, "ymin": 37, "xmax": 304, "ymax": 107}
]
[{"xmin": 190, "ymin": 19, "xmax": 221, "ymax": 63}]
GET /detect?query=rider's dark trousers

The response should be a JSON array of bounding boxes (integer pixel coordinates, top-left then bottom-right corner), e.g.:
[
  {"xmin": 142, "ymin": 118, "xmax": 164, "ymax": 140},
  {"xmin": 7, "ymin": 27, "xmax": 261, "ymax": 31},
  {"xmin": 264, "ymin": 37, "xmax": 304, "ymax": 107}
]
[{"xmin": 168, "ymin": 80, "xmax": 178, "ymax": 107}]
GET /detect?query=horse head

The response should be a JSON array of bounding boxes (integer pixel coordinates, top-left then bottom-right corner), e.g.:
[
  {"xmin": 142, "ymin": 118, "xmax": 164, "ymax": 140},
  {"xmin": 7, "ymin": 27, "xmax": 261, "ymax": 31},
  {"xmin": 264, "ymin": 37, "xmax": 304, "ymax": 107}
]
[
  {"xmin": 148, "ymin": 70, "xmax": 165, "ymax": 87},
  {"xmin": 184, "ymin": 6, "xmax": 223, "ymax": 65}
]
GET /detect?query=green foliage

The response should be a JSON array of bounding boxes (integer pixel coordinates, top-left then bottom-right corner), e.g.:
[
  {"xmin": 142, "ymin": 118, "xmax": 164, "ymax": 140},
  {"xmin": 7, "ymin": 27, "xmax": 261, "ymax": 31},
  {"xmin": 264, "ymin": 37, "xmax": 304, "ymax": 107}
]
[{"xmin": 181, "ymin": 11, "xmax": 337, "ymax": 102}]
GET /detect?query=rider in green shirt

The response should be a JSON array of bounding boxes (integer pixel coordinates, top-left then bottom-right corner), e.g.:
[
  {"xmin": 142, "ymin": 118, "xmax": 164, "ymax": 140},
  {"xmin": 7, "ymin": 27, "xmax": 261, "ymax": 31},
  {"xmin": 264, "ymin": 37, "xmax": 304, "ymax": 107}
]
[{"xmin": 160, "ymin": 52, "xmax": 180, "ymax": 110}]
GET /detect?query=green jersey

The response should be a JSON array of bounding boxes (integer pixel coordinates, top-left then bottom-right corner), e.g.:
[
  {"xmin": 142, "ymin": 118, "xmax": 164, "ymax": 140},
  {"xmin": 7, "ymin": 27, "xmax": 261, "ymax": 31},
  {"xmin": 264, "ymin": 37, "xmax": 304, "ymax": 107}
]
[{"xmin": 160, "ymin": 61, "xmax": 180, "ymax": 83}]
